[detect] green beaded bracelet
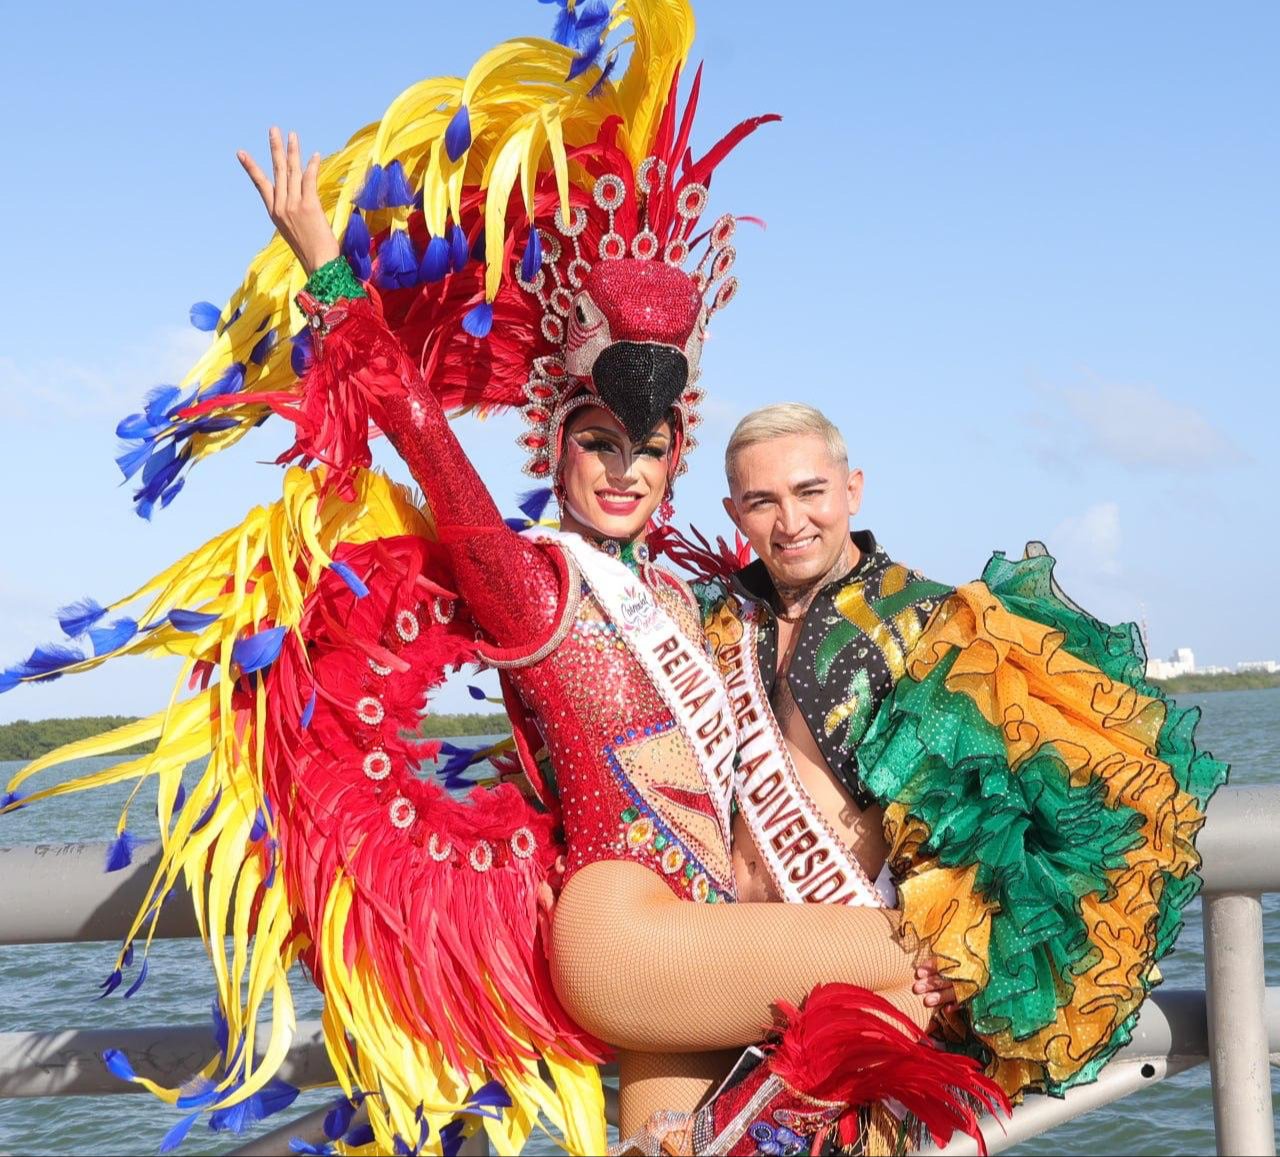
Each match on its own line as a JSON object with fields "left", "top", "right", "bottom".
{"left": 302, "top": 256, "right": 367, "bottom": 306}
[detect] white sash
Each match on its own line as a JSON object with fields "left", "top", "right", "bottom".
{"left": 710, "top": 597, "right": 889, "bottom": 908}
{"left": 535, "top": 530, "right": 737, "bottom": 850}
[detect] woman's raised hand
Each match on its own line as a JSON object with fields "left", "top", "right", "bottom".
{"left": 238, "top": 127, "right": 340, "bottom": 276}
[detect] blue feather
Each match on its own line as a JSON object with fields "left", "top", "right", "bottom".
{"left": 445, "top": 105, "right": 471, "bottom": 162}
{"left": 550, "top": 5, "right": 578, "bottom": 46}
{"left": 393, "top": 1135, "right": 413, "bottom": 1156}
{"left": 124, "top": 955, "right": 150, "bottom": 998}
{"left": 467, "top": 684, "right": 487, "bottom": 700}
{"left": 249, "top": 808, "right": 268, "bottom": 842}
{"left": 208, "top": 362, "right": 247, "bottom": 396}
{"left": 462, "top": 302, "right": 493, "bottom": 338}
{"left": 105, "top": 829, "right": 138, "bottom": 872}
{"left": 102, "top": 1048, "right": 136, "bottom": 1081}
{"left": 343, "top": 212, "right": 373, "bottom": 280}
{"left": 301, "top": 689, "right": 317, "bottom": 729}
{"left": 329, "top": 561, "right": 369, "bottom": 598}
{"left": 211, "top": 996, "right": 229, "bottom": 1056}
{"left": 58, "top": 598, "right": 107, "bottom": 637}
{"left": 209, "top": 1078, "right": 300, "bottom": 1133}
{"left": 143, "top": 385, "right": 183, "bottom": 424}
{"left": 567, "top": 0, "right": 610, "bottom": 55}
{"left": 264, "top": 839, "right": 278, "bottom": 889}
{"left": 290, "top": 1142, "right": 334, "bottom": 1156}
{"left": 116, "top": 411, "right": 157, "bottom": 440}
{"left": 374, "top": 230, "right": 419, "bottom": 291}
{"left": 173, "top": 782, "right": 187, "bottom": 811}
{"left": 520, "top": 227, "right": 543, "bottom": 282}
{"left": 291, "top": 335, "right": 314, "bottom": 377}
{"left": 323, "top": 1097, "right": 357, "bottom": 1140}
{"left": 448, "top": 224, "right": 469, "bottom": 273}
{"left": 122, "top": 943, "right": 135, "bottom": 967}
{"left": 343, "top": 212, "right": 371, "bottom": 261}
{"left": 158, "top": 1113, "right": 199, "bottom": 1154}
{"left": 419, "top": 235, "right": 450, "bottom": 283}
{"left": 439, "top": 1120, "right": 466, "bottom": 1157}
{"left": 345, "top": 1125, "right": 376, "bottom": 1148}
{"left": 382, "top": 160, "right": 414, "bottom": 207}
{"left": 191, "top": 788, "right": 222, "bottom": 834}
{"left": 174, "top": 1074, "right": 219, "bottom": 1110}
{"left": 518, "top": 486, "right": 554, "bottom": 521}
{"left": 0, "top": 790, "right": 25, "bottom": 811}
{"left": 98, "top": 970, "right": 123, "bottom": 998}
{"left": 189, "top": 302, "right": 221, "bottom": 331}
{"left": 250, "top": 328, "right": 278, "bottom": 366}
{"left": 16, "top": 643, "right": 84, "bottom": 682}
{"left": 89, "top": 618, "right": 138, "bottom": 657}
{"left": 168, "top": 609, "right": 219, "bottom": 632}
{"left": 588, "top": 49, "right": 620, "bottom": 98}
{"left": 232, "top": 626, "right": 287, "bottom": 673}
{"left": 355, "top": 163, "right": 385, "bottom": 211}
{"left": 140, "top": 439, "right": 177, "bottom": 486}
{"left": 467, "top": 1082, "right": 512, "bottom": 1111}
{"left": 158, "top": 477, "right": 185, "bottom": 509}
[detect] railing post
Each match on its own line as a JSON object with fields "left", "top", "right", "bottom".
{"left": 1203, "top": 891, "right": 1275, "bottom": 1156}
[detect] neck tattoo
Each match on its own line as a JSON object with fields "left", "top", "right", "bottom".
{"left": 773, "top": 543, "right": 859, "bottom": 623}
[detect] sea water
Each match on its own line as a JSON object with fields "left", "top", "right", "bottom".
{"left": 1, "top": 688, "right": 1277, "bottom": 1155}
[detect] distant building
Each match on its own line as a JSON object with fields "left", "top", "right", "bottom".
{"left": 1200, "top": 665, "right": 1232, "bottom": 676}
{"left": 1147, "top": 648, "right": 1195, "bottom": 680}
{"left": 1237, "top": 660, "right": 1279, "bottom": 674}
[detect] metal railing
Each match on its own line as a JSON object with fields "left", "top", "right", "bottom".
{"left": 1, "top": 785, "right": 1276, "bottom": 1156}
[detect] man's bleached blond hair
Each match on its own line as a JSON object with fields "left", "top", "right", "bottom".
{"left": 725, "top": 403, "right": 848, "bottom": 484}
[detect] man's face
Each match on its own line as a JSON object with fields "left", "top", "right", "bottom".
{"left": 724, "top": 434, "right": 863, "bottom": 588}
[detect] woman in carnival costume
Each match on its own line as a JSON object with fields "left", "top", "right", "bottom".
{"left": 0, "top": 1, "right": 1224, "bottom": 1154}
{"left": 0, "top": 3, "right": 1004, "bottom": 1154}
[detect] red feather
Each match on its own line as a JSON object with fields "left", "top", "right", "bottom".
{"left": 649, "top": 521, "right": 752, "bottom": 585}
{"left": 767, "top": 984, "right": 1010, "bottom": 1154}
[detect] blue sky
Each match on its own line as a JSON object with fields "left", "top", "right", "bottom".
{"left": 0, "top": 1, "right": 1276, "bottom": 722}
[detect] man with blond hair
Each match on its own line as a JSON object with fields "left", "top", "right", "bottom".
{"left": 704, "top": 403, "right": 951, "bottom": 926}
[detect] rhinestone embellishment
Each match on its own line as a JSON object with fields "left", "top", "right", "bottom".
{"left": 510, "top": 827, "right": 537, "bottom": 859}
{"left": 356, "top": 696, "right": 385, "bottom": 726}
{"left": 363, "top": 750, "right": 392, "bottom": 781}
{"left": 389, "top": 796, "right": 416, "bottom": 829}
{"left": 395, "top": 610, "right": 420, "bottom": 643}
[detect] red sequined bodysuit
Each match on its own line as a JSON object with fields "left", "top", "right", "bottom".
{"left": 358, "top": 299, "right": 737, "bottom": 903}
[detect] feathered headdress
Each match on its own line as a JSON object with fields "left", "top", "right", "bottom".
{"left": 119, "top": 0, "right": 777, "bottom": 515}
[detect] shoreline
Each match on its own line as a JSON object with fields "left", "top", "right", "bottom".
{"left": 1151, "top": 674, "right": 1280, "bottom": 695}
{"left": 0, "top": 713, "right": 511, "bottom": 762}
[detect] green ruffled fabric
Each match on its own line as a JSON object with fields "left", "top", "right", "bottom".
{"left": 860, "top": 549, "right": 1229, "bottom": 1096}
{"left": 981, "top": 550, "right": 1230, "bottom": 962}
{"left": 861, "top": 652, "right": 1144, "bottom": 1040}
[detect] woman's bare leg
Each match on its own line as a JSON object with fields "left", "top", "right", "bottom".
{"left": 550, "top": 861, "right": 931, "bottom": 1054}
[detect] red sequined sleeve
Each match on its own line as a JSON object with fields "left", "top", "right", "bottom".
{"left": 306, "top": 292, "right": 568, "bottom": 655}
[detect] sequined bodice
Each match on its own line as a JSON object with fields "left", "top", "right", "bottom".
{"left": 504, "top": 567, "right": 736, "bottom": 902}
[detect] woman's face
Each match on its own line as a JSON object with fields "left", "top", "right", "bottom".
{"left": 559, "top": 407, "right": 673, "bottom": 540}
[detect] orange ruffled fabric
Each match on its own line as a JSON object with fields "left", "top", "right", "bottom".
{"left": 875, "top": 579, "right": 1210, "bottom": 1096}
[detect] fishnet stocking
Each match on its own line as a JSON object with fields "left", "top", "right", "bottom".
{"left": 615, "top": 1048, "right": 738, "bottom": 1138}
{"left": 550, "top": 862, "right": 932, "bottom": 1054}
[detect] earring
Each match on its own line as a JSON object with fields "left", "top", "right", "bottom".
{"left": 657, "top": 486, "right": 675, "bottom": 525}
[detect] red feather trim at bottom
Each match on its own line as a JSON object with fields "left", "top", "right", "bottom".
{"left": 766, "top": 984, "right": 1010, "bottom": 1155}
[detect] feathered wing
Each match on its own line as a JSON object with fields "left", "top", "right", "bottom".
{"left": 2, "top": 467, "right": 606, "bottom": 1155}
